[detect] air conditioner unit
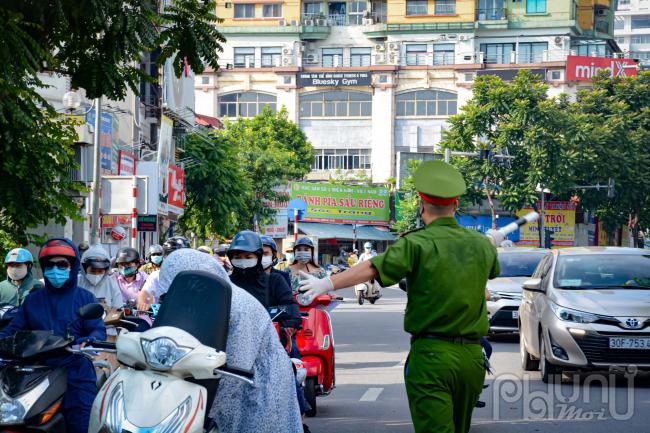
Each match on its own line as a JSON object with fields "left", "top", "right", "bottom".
{"left": 596, "top": 8, "right": 607, "bottom": 15}
{"left": 388, "top": 53, "right": 399, "bottom": 64}
{"left": 374, "top": 43, "right": 386, "bottom": 52}
{"left": 283, "top": 48, "right": 293, "bottom": 55}
{"left": 291, "top": 19, "right": 300, "bottom": 26}
{"left": 278, "top": 19, "right": 288, "bottom": 26}
{"left": 362, "top": 17, "right": 374, "bottom": 25}
{"left": 374, "top": 53, "right": 387, "bottom": 64}
{"left": 554, "top": 36, "right": 564, "bottom": 46}
{"left": 388, "top": 42, "right": 400, "bottom": 51}
{"left": 305, "top": 19, "right": 315, "bottom": 25}
{"left": 316, "top": 18, "right": 327, "bottom": 26}
{"left": 305, "top": 53, "right": 319, "bottom": 64}
{"left": 282, "top": 56, "right": 292, "bottom": 66}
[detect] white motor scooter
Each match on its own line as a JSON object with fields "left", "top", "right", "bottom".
{"left": 354, "top": 279, "right": 382, "bottom": 305}
{"left": 89, "top": 271, "right": 253, "bottom": 433}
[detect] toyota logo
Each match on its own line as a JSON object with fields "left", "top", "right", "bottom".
{"left": 623, "top": 318, "right": 642, "bottom": 329}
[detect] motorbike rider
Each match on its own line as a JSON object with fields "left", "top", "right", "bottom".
{"left": 139, "top": 244, "right": 164, "bottom": 275}
{"left": 77, "top": 241, "right": 90, "bottom": 257}
{"left": 0, "top": 238, "right": 106, "bottom": 433}
{"left": 158, "top": 249, "right": 303, "bottom": 433}
{"left": 275, "top": 242, "right": 294, "bottom": 272}
{"left": 227, "top": 231, "right": 301, "bottom": 333}
{"left": 112, "top": 247, "right": 148, "bottom": 304}
{"left": 198, "top": 245, "right": 214, "bottom": 255}
{"left": 214, "top": 243, "right": 233, "bottom": 273}
{"left": 288, "top": 238, "right": 327, "bottom": 295}
{"left": 261, "top": 235, "right": 291, "bottom": 287}
{"left": 78, "top": 244, "right": 123, "bottom": 308}
{"left": 0, "top": 248, "right": 43, "bottom": 306}
{"left": 298, "top": 160, "right": 500, "bottom": 433}
{"left": 359, "top": 242, "right": 377, "bottom": 262}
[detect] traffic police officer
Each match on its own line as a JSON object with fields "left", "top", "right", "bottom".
{"left": 299, "top": 160, "right": 500, "bottom": 433}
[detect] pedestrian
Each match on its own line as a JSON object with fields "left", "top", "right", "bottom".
{"left": 78, "top": 244, "right": 123, "bottom": 308}
{"left": 299, "top": 160, "right": 500, "bottom": 433}
{"left": 0, "top": 238, "right": 106, "bottom": 433}
{"left": 139, "top": 244, "right": 164, "bottom": 275}
{"left": 288, "top": 238, "right": 328, "bottom": 295}
{"left": 0, "top": 248, "right": 43, "bottom": 306}
{"left": 158, "top": 249, "right": 303, "bottom": 433}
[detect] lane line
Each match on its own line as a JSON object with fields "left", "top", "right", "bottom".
{"left": 359, "top": 387, "right": 384, "bottom": 402}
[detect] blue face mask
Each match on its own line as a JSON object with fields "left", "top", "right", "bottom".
{"left": 151, "top": 256, "right": 163, "bottom": 266}
{"left": 44, "top": 267, "right": 70, "bottom": 289}
{"left": 120, "top": 266, "right": 138, "bottom": 278}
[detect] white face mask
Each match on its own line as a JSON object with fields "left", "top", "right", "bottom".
{"left": 231, "top": 258, "right": 259, "bottom": 269}
{"left": 86, "top": 273, "right": 104, "bottom": 286}
{"left": 7, "top": 265, "right": 27, "bottom": 282}
{"left": 295, "top": 251, "right": 312, "bottom": 264}
{"left": 261, "top": 256, "right": 274, "bottom": 269}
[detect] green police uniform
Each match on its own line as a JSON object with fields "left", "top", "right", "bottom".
{"left": 370, "top": 160, "right": 500, "bottom": 433}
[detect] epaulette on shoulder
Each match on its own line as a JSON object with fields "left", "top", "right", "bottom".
{"left": 399, "top": 226, "right": 425, "bottom": 238}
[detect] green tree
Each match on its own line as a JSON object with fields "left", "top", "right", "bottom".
{"left": 178, "top": 132, "right": 251, "bottom": 240}
{"left": 392, "top": 160, "right": 421, "bottom": 234}
{"left": 0, "top": 1, "right": 225, "bottom": 249}
{"left": 221, "top": 107, "right": 315, "bottom": 227}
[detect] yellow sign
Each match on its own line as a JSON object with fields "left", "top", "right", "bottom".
{"left": 516, "top": 201, "right": 576, "bottom": 247}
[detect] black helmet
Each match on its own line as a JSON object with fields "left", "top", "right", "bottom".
{"left": 294, "top": 237, "right": 314, "bottom": 250}
{"left": 82, "top": 255, "right": 110, "bottom": 270}
{"left": 77, "top": 242, "right": 90, "bottom": 254}
{"left": 227, "top": 231, "right": 263, "bottom": 259}
{"left": 115, "top": 247, "right": 140, "bottom": 264}
{"left": 163, "top": 236, "right": 190, "bottom": 256}
{"left": 214, "top": 244, "right": 229, "bottom": 257}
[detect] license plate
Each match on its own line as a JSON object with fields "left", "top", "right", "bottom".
{"left": 512, "top": 311, "right": 519, "bottom": 319}
{"left": 608, "top": 337, "right": 650, "bottom": 350}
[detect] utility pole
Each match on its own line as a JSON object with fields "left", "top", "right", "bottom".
{"left": 90, "top": 97, "right": 102, "bottom": 244}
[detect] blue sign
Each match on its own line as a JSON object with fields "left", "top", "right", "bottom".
{"left": 86, "top": 111, "right": 114, "bottom": 173}
{"left": 287, "top": 198, "right": 308, "bottom": 221}
{"left": 456, "top": 215, "right": 520, "bottom": 242}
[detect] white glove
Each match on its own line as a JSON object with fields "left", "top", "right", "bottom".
{"left": 485, "top": 229, "right": 505, "bottom": 247}
{"left": 297, "top": 271, "right": 334, "bottom": 306}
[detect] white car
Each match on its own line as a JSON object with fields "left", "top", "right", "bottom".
{"left": 487, "top": 248, "right": 547, "bottom": 334}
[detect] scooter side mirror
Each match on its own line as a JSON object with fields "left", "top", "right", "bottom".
{"left": 78, "top": 303, "right": 105, "bottom": 321}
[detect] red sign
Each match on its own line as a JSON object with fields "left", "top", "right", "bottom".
{"left": 566, "top": 56, "right": 638, "bottom": 81}
{"left": 167, "top": 164, "right": 184, "bottom": 214}
{"left": 118, "top": 151, "right": 136, "bottom": 175}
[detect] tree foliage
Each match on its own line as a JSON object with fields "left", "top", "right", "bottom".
{"left": 0, "top": 1, "right": 225, "bottom": 249}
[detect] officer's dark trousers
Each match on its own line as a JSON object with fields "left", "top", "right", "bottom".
{"left": 404, "top": 339, "right": 485, "bottom": 433}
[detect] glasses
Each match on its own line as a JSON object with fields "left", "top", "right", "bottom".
{"left": 45, "top": 260, "right": 71, "bottom": 270}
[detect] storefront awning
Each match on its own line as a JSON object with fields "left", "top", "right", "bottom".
{"left": 298, "top": 222, "right": 395, "bottom": 242}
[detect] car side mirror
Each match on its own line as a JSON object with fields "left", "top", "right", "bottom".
{"left": 78, "top": 303, "right": 105, "bottom": 320}
{"left": 522, "top": 278, "right": 543, "bottom": 292}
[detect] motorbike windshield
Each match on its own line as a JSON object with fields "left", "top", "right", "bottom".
{"left": 0, "top": 330, "right": 70, "bottom": 360}
{"left": 153, "top": 270, "right": 232, "bottom": 352}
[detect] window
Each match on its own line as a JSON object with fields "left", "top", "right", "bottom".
{"left": 526, "top": 0, "right": 546, "bottom": 13}
{"left": 432, "top": 44, "right": 455, "bottom": 65}
{"left": 615, "top": 37, "right": 625, "bottom": 45}
{"left": 349, "top": 1, "right": 368, "bottom": 24}
{"left": 631, "top": 35, "right": 650, "bottom": 45}
{"left": 322, "top": 48, "right": 343, "bottom": 67}
{"left": 234, "top": 3, "right": 255, "bottom": 18}
{"left": 201, "top": 76, "right": 210, "bottom": 85}
{"left": 406, "top": 0, "right": 428, "bottom": 16}
{"left": 477, "top": 0, "right": 505, "bottom": 19}
{"left": 304, "top": 2, "right": 321, "bottom": 18}
{"left": 350, "top": 48, "right": 372, "bottom": 66}
{"left": 406, "top": 44, "right": 428, "bottom": 66}
{"left": 614, "top": 17, "right": 625, "bottom": 30}
{"left": 312, "top": 149, "right": 372, "bottom": 170}
{"left": 261, "top": 47, "right": 282, "bottom": 67}
{"left": 550, "top": 70, "right": 562, "bottom": 80}
{"left": 262, "top": 3, "right": 282, "bottom": 17}
{"left": 234, "top": 47, "right": 255, "bottom": 68}
{"left": 435, "top": 0, "right": 456, "bottom": 15}
{"left": 480, "top": 43, "right": 515, "bottom": 64}
{"left": 518, "top": 42, "right": 547, "bottom": 63}
{"left": 616, "top": 0, "right": 630, "bottom": 9}
{"left": 300, "top": 91, "right": 372, "bottom": 118}
{"left": 632, "top": 15, "right": 650, "bottom": 29}
{"left": 571, "top": 42, "right": 609, "bottom": 57}
{"left": 219, "top": 92, "right": 277, "bottom": 118}
{"left": 395, "top": 89, "right": 458, "bottom": 117}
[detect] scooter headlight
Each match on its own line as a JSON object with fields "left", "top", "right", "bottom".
{"left": 0, "top": 400, "right": 25, "bottom": 424}
{"left": 141, "top": 337, "right": 192, "bottom": 371}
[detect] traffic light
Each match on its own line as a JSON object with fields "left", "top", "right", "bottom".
{"left": 607, "top": 178, "right": 616, "bottom": 199}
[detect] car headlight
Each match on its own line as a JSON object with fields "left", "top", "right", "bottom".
{"left": 0, "top": 399, "right": 26, "bottom": 425}
{"left": 103, "top": 382, "right": 124, "bottom": 433}
{"left": 141, "top": 337, "right": 191, "bottom": 371}
{"left": 549, "top": 303, "right": 599, "bottom": 324}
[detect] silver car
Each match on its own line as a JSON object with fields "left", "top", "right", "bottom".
{"left": 519, "top": 247, "right": 650, "bottom": 383}
{"left": 486, "top": 248, "right": 547, "bottom": 334}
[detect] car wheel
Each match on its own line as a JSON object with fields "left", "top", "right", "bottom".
{"left": 305, "top": 377, "right": 318, "bottom": 417}
{"left": 520, "top": 335, "right": 539, "bottom": 371}
{"left": 540, "top": 332, "right": 561, "bottom": 383}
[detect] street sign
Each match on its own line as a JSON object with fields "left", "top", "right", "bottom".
{"left": 167, "top": 164, "right": 184, "bottom": 215}
{"left": 297, "top": 72, "right": 372, "bottom": 88}
{"left": 95, "top": 176, "right": 149, "bottom": 215}
{"left": 137, "top": 215, "right": 158, "bottom": 232}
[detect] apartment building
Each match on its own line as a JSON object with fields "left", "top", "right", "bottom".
{"left": 195, "top": 0, "right": 617, "bottom": 184}
{"left": 614, "top": 0, "right": 650, "bottom": 66}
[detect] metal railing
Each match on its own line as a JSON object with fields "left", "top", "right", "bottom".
{"left": 434, "top": 3, "right": 456, "bottom": 15}
{"left": 476, "top": 8, "right": 507, "bottom": 20}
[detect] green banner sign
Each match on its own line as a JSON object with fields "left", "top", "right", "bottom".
{"left": 291, "top": 182, "right": 390, "bottom": 225}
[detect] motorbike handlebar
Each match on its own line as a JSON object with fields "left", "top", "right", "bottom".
{"left": 214, "top": 365, "right": 255, "bottom": 386}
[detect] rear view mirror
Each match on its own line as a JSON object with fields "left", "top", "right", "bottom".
{"left": 522, "top": 278, "right": 543, "bottom": 292}
{"left": 78, "top": 303, "right": 105, "bottom": 320}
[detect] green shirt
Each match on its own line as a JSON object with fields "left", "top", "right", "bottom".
{"left": 371, "top": 217, "right": 499, "bottom": 339}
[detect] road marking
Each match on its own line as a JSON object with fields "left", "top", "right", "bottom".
{"left": 392, "top": 358, "right": 406, "bottom": 368}
{"left": 359, "top": 387, "right": 384, "bottom": 402}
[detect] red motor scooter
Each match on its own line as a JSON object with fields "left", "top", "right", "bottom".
{"left": 294, "top": 293, "right": 338, "bottom": 417}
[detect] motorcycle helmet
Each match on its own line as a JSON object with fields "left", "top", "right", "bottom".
{"left": 77, "top": 242, "right": 90, "bottom": 256}
{"left": 39, "top": 239, "right": 77, "bottom": 265}
{"left": 148, "top": 244, "right": 164, "bottom": 259}
{"left": 294, "top": 237, "right": 314, "bottom": 250}
{"left": 82, "top": 254, "right": 111, "bottom": 270}
{"left": 4, "top": 248, "right": 33, "bottom": 265}
{"left": 227, "top": 231, "right": 263, "bottom": 260}
{"left": 162, "top": 236, "right": 191, "bottom": 256}
{"left": 115, "top": 247, "right": 140, "bottom": 265}
{"left": 260, "top": 235, "right": 277, "bottom": 253}
{"left": 214, "top": 244, "right": 229, "bottom": 257}
{"left": 197, "top": 246, "right": 213, "bottom": 255}
{"left": 364, "top": 242, "right": 373, "bottom": 250}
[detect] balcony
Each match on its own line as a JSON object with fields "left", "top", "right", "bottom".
{"left": 476, "top": 8, "right": 508, "bottom": 28}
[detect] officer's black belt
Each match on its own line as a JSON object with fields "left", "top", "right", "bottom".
{"left": 411, "top": 333, "right": 481, "bottom": 345}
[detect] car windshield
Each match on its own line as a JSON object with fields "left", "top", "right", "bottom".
{"left": 554, "top": 254, "right": 650, "bottom": 289}
{"left": 498, "top": 252, "right": 546, "bottom": 277}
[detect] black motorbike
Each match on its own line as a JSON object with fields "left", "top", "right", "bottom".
{"left": 0, "top": 303, "right": 113, "bottom": 432}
